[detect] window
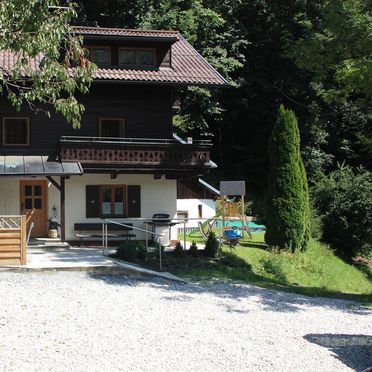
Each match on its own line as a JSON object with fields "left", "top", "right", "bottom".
{"left": 137, "top": 50, "right": 155, "bottom": 66}
{"left": 86, "top": 185, "right": 141, "bottom": 218}
{"left": 100, "top": 185, "right": 127, "bottom": 217}
{"left": 119, "top": 48, "right": 155, "bottom": 67}
{"left": 86, "top": 47, "right": 110, "bottom": 65}
{"left": 2, "top": 117, "right": 30, "bottom": 145}
{"left": 176, "top": 211, "right": 188, "bottom": 223}
{"left": 99, "top": 118, "right": 125, "bottom": 138}
{"left": 198, "top": 204, "right": 203, "bottom": 219}
{"left": 120, "top": 50, "right": 136, "bottom": 65}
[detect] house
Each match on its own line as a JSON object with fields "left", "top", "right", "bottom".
{"left": 177, "top": 177, "right": 220, "bottom": 232}
{"left": 0, "top": 26, "right": 227, "bottom": 243}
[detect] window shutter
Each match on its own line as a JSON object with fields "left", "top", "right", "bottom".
{"left": 86, "top": 185, "right": 100, "bottom": 218}
{"left": 127, "top": 185, "right": 141, "bottom": 217}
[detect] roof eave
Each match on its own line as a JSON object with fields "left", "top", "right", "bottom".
{"left": 92, "top": 79, "right": 229, "bottom": 87}
{"left": 80, "top": 34, "right": 178, "bottom": 44}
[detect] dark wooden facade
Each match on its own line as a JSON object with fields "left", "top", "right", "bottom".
{"left": 0, "top": 84, "right": 173, "bottom": 155}
{"left": 177, "top": 177, "right": 218, "bottom": 199}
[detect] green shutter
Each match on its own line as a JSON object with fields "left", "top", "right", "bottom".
{"left": 86, "top": 185, "right": 100, "bottom": 218}
{"left": 127, "top": 185, "right": 141, "bottom": 217}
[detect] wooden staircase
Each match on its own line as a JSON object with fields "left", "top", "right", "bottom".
{"left": 0, "top": 216, "right": 26, "bottom": 265}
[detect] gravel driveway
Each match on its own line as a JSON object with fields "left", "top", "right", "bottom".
{"left": 0, "top": 272, "right": 371, "bottom": 372}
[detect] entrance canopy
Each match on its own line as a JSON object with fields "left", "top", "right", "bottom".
{"left": 0, "top": 156, "right": 83, "bottom": 176}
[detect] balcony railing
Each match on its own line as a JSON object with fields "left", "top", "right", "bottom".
{"left": 59, "top": 136, "right": 213, "bottom": 173}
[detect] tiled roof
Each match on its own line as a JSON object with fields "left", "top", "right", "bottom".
{"left": 73, "top": 26, "right": 178, "bottom": 39}
{"left": 0, "top": 27, "right": 228, "bottom": 86}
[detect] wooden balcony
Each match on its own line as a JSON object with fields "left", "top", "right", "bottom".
{"left": 59, "top": 136, "right": 213, "bottom": 176}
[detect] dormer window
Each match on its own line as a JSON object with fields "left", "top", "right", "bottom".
{"left": 119, "top": 48, "right": 155, "bottom": 67}
{"left": 86, "top": 46, "right": 111, "bottom": 65}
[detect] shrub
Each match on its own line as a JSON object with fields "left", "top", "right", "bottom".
{"left": 257, "top": 256, "right": 286, "bottom": 282}
{"left": 117, "top": 241, "right": 138, "bottom": 262}
{"left": 205, "top": 232, "right": 219, "bottom": 258}
{"left": 264, "top": 104, "right": 310, "bottom": 252}
{"left": 146, "top": 242, "right": 165, "bottom": 262}
{"left": 174, "top": 241, "right": 184, "bottom": 257}
{"left": 312, "top": 164, "right": 372, "bottom": 258}
{"left": 189, "top": 241, "right": 199, "bottom": 257}
{"left": 137, "top": 243, "right": 147, "bottom": 260}
{"left": 309, "top": 202, "right": 323, "bottom": 241}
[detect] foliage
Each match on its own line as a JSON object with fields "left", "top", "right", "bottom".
{"left": 0, "top": 0, "right": 95, "bottom": 128}
{"left": 264, "top": 105, "right": 310, "bottom": 252}
{"left": 75, "top": 0, "right": 148, "bottom": 28}
{"left": 312, "top": 164, "right": 372, "bottom": 258}
{"left": 189, "top": 241, "right": 199, "bottom": 257}
{"left": 47, "top": 218, "right": 60, "bottom": 230}
{"left": 204, "top": 231, "right": 219, "bottom": 258}
{"left": 137, "top": 243, "right": 147, "bottom": 260}
{"left": 309, "top": 202, "right": 323, "bottom": 241}
{"left": 117, "top": 240, "right": 140, "bottom": 262}
{"left": 287, "top": 0, "right": 372, "bottom": 108}
{"left": 174, "top": 241, "right": 184, "bottom": 257}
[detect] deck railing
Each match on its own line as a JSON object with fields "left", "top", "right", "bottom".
{"left": 59, "top": 136, "right": 212, "bottom": 172}
{"left": 0, "top": 215, "right": 27, "bottom": 265}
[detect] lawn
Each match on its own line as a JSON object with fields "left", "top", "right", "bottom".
{"left": 170, "top": 230, "right": 372, "bottom": 302}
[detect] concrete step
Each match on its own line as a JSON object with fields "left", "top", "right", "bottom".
{"left": 28, "top": 238, "right": 71, "bottom": 250}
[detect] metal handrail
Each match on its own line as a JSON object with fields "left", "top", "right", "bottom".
{"left": 103, "top": 219, "right": 166, "bottom": 271}
{"left": 60, "top": 136, "right": 212, "bottom": 146}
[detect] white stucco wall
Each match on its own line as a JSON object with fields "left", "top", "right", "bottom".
{"left": 0, "top": 176, "right": 60, "bottom": 218}
{"left": 176, "top": 198, "right": 216, "bottom": 228}
{"left": 65, "top": 174, "right": 177, "bottom": 241}
{"left": 0, "top": 174, "right": 177, "bottom": 241}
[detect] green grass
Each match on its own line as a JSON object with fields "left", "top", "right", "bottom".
{"left": 173, "top": 230, "right": 372, "bottom": 302}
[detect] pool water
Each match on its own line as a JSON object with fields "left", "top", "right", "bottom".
{"left": 215, "top": 220, "right": 266, "bottom": 231}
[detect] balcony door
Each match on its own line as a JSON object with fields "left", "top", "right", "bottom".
{"left": 20, "top": 180, "right": 47, "bottom": 237}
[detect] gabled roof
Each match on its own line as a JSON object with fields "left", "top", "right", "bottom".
{"left": 0, "top": 26, "right": 228, "bottom": 87}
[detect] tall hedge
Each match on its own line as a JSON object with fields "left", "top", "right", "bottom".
{"left": 264, "top": 104, "right": 310, "bottom": 251}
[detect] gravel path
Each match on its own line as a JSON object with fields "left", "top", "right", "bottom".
{"left": 0, "top": 272, "right": 371, "bottom": 372}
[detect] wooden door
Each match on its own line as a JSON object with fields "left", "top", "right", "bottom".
{"left": 20, "top": 180, "right": 48, "bottom": 237}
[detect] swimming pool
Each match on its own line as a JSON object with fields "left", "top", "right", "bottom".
{"left": 215, "top": 220, "right": 266, "bottom": 231}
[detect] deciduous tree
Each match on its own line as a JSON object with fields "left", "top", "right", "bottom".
{"left": 0, "top": 0, "right": 95, "bottom": 128}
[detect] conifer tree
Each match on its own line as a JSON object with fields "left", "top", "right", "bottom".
{"left": 264, "top": 105, "right": 310, "bottom": 251}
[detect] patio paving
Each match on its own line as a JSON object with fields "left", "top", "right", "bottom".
{"left": 0, "top": 247, "right": 185, "bottom": 281}
{"left": 27, "top": 247, "right": 117, "bottom": 270}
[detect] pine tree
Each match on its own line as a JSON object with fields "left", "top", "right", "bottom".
{"left": 264, "top": 104, "right": 310, "bottom": 251}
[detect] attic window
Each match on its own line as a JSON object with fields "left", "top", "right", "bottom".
{"left": 86, "top": 47, "right": 110, "bottom": 65}
{"left": 119, "top": 48, "right": 155, "bottom": 67}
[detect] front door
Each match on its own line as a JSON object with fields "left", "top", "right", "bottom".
{"left": 20, "top": 180, "right": 47, "bottom": 237}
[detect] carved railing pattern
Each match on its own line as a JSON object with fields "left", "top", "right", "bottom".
{"left": 60, "top": 147, "right": 211, "bottom": 167}
{"left": 0, "top": 216, "right": 22, "bottom": 229}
